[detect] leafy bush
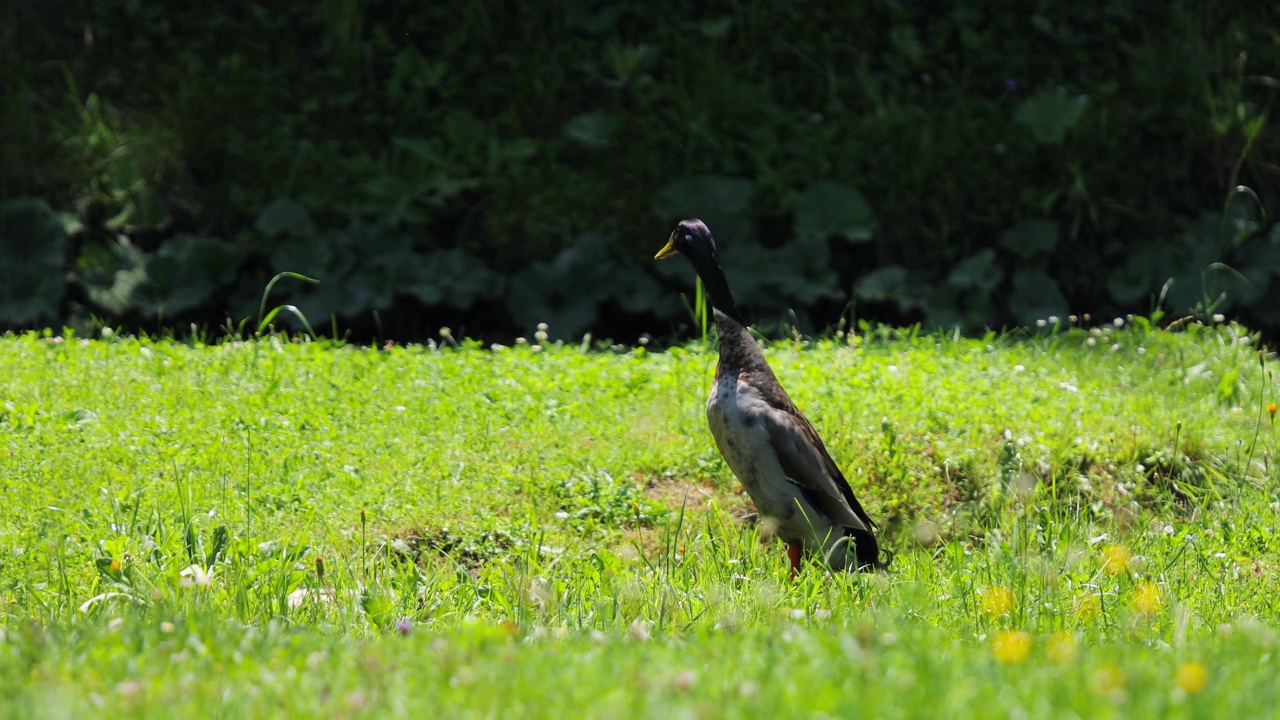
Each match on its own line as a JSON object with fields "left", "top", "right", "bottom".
{"left": 1, "top": 2, "right": 1277, "bottom": 338}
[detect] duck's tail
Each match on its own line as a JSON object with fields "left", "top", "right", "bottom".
{"left": 827, "top": 528, "right": 890, "bottom": 572}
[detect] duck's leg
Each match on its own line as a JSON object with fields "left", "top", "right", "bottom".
{"left": 787, "top": 542, "right": 803, "bottom": 580}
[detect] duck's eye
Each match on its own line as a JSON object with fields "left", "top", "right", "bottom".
{"left": 684, "top": 234, "right": 694, "bottom": 243}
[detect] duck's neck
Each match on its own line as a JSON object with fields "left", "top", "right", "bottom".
{"left": 693, "top": 257, "right": 746, "bottom": 327}
{"left": 713, "top": 310, "right": 767, "bottom": 376}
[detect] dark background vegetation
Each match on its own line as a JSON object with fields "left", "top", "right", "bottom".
{"left": 2, "top": 2, "right": 1278, "bottom": 342}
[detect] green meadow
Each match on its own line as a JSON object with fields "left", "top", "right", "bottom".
{"left": 1, "top": 319, "right": 1278, "bottom": 718}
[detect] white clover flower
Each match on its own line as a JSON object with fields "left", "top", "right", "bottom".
{"left": 674, "top": 670, "right": 697, "bottom": 690}
{"left": 180, "top": 565, "right": 214, "bottom": 587}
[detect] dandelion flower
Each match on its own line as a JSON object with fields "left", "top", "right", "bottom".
{"left": 1046, "top": 630, "right": 1078, "bottom": 662}
{"left": 991, "top": 629, "right": 1032, "bottom": 664}
{"left": 1102, "top": 544, "right": 1132, "bottom": 575}
{"left": 1075, "top": 592, "right": 1101, "bottom": 620}
{"left": 1091, "top": 665, "right": 1126, "bottom": 700}
{"left": 1133, "top": 582, "right": 1164, "bottom": 615}
{"left": 1269, "top": 402, "right": 1277, "bottom": 424}
{"left": 1174, "top": 661, "right": 1209, "bottom": 693}
{"left": 979, "top": 585, "right": 1016, "bottom": 618}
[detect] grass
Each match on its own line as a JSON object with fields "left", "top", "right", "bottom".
{"left": 1, "top": 318, "right": 1278, "bottom": 718}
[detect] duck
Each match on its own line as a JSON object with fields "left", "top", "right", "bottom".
{"left": 655, "top": 218, "right": 886, "bottom": 575}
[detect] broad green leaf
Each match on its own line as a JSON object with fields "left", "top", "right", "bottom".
{"left": 855, "top": 266, "right": 918, "bottom": 307}
{"left": 393, "top": 136, "right": 440, "bottom": 163}
{"left": 1009, "top": 267, "right": 1068, "bottom": 324}
{"left": 1014, "top": 90, "right": 1087, "bottom": 144}
{"left": 0, "top": 199, "right": 68, "bottom": 325}
{"left": 699, "top": 17, "right": 734, "bottom": 38}
{"left": 408, "top": 249, "right": 503, "bottom": 309}
{"left": 564, "top": 112, "right": 614, "bottom": 149}
{"left": 255, "top": 197, "right": 314, "bottom": 238}
{"left": 652, "top": 175, "right": 754, "bottom": 248}
{"left": 135, "top": 235, "right": 243, "bottom": 316}
{"left": 103, "top": 187, "right": 171, "bottom": 233}
{"left": 947, "top": 249, "right": 1002, "bottom": 291}
{"left": 509, "top": 233, "right": 659, "bottom": 338}
{"left": 76, "top": 238, "right": 149, "bottom": 316}
{"left": 792, "top": 181, "right": 876, "bottom": 245}
{"left": 999, "top": 220, "right": 1059, "bottom": 258}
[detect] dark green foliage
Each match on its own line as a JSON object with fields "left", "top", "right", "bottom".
{"left": 2, "top": 2, "right": 1277, "bottom": 337}
{"left": 0, "top": 200, "right": 71, "bottom": 325}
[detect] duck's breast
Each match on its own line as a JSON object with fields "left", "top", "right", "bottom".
{"left": 706, "top": 375, "right": 802, "bottom": 520}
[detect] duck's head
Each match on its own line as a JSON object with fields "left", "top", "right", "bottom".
{"left": 654, "top": 218, "right": 716, "bottom": 264}
{"left": 654, "top": 218, "right": 745, "bottom": 325}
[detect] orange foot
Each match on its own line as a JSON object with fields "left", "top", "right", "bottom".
{"left": 787, "top": 543, "right": 802, "bottom": 580}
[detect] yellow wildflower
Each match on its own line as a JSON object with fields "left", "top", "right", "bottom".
{"left": 979, "top": 585, "right": 1015, "bottom": 618}
{"left": 1075, "top": 592, "right": 1101, "bottom": 620}
{"left": 991, "top": 629, "right": 1032, "bottom": 664}
{"left": 1133, "top": 582, "right": 1163, "bottom": 615}
{"left": 1101, "top": 544, "right": 1131, "bottom": 575}
{"left": 1046, "top": 630, "right": 1078, "bottom": 662}
{"left": 1091, "top": 664, "right": 1126, "bottom": 700}
{"left": 1174, "top": 661, "right": 1208, "bottom": 693}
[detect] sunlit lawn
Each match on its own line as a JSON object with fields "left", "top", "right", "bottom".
{"left": 1, "top": 320, "right": 1278, "bottom": 718}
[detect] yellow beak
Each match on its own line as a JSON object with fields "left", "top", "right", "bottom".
{"left": 654, "top": 232, "right": 681, "bottom": 260}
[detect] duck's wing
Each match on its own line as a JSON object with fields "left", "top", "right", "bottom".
{"left": 751, "top": 375, "right": 878, "bottom": 535}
